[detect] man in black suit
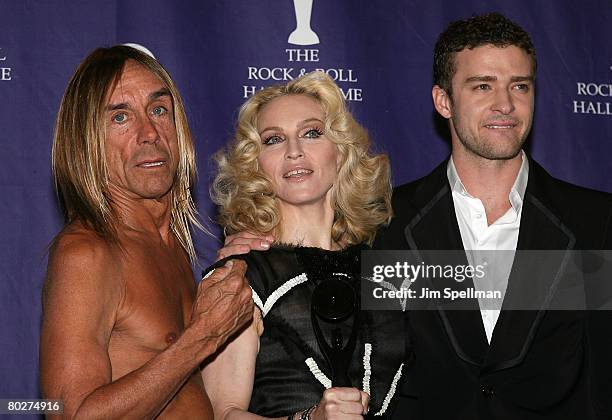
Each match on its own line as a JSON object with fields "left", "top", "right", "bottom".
{"left": 376, "top": 12, "right": 612, "bottom": 420}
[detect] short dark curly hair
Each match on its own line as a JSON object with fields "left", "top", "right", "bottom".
{"left": 433, "top": 12, "right": 536, "bottom": 97}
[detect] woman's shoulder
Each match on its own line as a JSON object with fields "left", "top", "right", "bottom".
{"left": 246, "top": 246, "right": 304, "bottom": 289}
{"left": 202, "top": 246, "right": 304, "bottom": 293}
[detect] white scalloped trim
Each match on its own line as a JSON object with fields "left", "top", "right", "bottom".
{"left": 362, "top": 343, "right": 372, "bottom": 395}
{"left": 251, "top": 288, "right": 265, "bottom": 313}
{"left": 374, "top": 363, "right": 404, "bottom": 416}
{"left": 305, "top": 357, "right": 332, "bottom": 389}
{"left": 363, "top": 276, "right": 410, "bottom": 312}
{"left": 332, "top": 272, "right": 350, "bottom": 278}
{"left": 253, "top": 273, "right": 308, "bottom": 317}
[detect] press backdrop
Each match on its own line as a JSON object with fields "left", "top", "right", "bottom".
{"left": 1, "top": 0, "right": 611, "bottom": 409}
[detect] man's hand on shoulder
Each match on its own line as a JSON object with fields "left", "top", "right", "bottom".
{"left": 184, "top": 260, "right": 254, "bottom": 359}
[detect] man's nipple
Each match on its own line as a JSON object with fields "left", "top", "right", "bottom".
{"left": 165, "top": 332, "right": 178, "bottom": 344}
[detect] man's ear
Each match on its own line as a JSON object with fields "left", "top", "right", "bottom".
{"left": 432, "top": 85, "right": 452, "bottom": 119}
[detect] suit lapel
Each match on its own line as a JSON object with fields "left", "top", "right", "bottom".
{"left": 483, "top": 161, "right": 577, "bottom": 373}
{"left": 403, "top": 160, "right": 578, "bottom": 371}
{"left": 403, "top": 162, "right": 489, "bottom": 366}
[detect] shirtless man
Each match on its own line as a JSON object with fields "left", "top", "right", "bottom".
{"left": 40, "top": 45, "right": 253, "bottom": 419}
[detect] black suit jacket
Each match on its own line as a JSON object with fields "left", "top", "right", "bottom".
{"left": 375, "top": 158, "right": 612, "bottom": 420}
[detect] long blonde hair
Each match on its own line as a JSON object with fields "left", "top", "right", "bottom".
{"left": 52, "top": 45, "right": 201, "bottom": 260}
{"left": 212, "top": 71, "right": 392, "bottom": 246}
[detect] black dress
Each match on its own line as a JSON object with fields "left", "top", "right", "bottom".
{"left": 205, "top": 245, "right": 405, "bottom": 418}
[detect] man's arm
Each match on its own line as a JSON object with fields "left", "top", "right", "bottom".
{"left": 587, "top": 199, "right": 612, "bottom": 418}
{"left": 40, "top": 233, "right": 253, "bottom": 419}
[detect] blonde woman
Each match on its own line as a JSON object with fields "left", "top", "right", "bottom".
{"left": 202, "top": 72, "right": 404, "bottom": 419}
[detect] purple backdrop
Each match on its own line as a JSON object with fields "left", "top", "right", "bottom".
{"left": 1, "top": 0, "right": 611, "bottom": 412}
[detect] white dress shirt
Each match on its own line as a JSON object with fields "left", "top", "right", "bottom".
{"left": 447, "top": 151, "right": 529, "bottom": 343}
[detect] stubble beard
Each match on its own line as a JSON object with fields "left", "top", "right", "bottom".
{"left": 451, "top": 115, "right": 530, "bottom": 161}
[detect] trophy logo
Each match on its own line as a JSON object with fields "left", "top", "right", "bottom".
{"left": 288, "top": 0, "right": 320, "bottom": 46}
{"left": 122, "top": 43, "right": 156, "bottom": 59}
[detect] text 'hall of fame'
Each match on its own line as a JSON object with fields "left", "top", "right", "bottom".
{"left": 243, "top": 0, "right": 363, "bottom": 102}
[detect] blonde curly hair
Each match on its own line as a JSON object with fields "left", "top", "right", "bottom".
{"left": 211, "top": 71, "right": 392, "bottom": 246}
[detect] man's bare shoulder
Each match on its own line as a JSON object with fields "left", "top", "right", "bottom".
{"left": 45, "top": 222, "right": 122, "bottom": 305}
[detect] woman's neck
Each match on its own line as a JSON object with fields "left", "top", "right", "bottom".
{"left": 277, "top": 200, "right": 337, "bottom": 250}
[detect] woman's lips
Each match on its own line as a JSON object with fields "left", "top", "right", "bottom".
{"left": 283, "top": 168, "right": 313, "bottom": 178}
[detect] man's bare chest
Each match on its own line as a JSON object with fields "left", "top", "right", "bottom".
{"left": 109, "top": 244, "right": 196, "bottom": 357}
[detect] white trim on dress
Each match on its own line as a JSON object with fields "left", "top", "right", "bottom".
{"left": 362, "top": 343, "right": 372, "bottom": 395}
{"left": 305, "top": 357, "right": 332, "bottom": 389}
{"left": 374, "top": 363, "right": 404, "bottom": 416}
{"left": 252, "top": 273, "right": 308, "bottom": 317}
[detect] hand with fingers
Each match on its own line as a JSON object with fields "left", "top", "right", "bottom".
{"left": 187, "top": 259, "right": 254, "bottom": 359}
{"left": 307, "top": 387, "right": 369, "bottom": 420}
{"left": 216, "top": 231, "right": 275, "bottom": 261}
